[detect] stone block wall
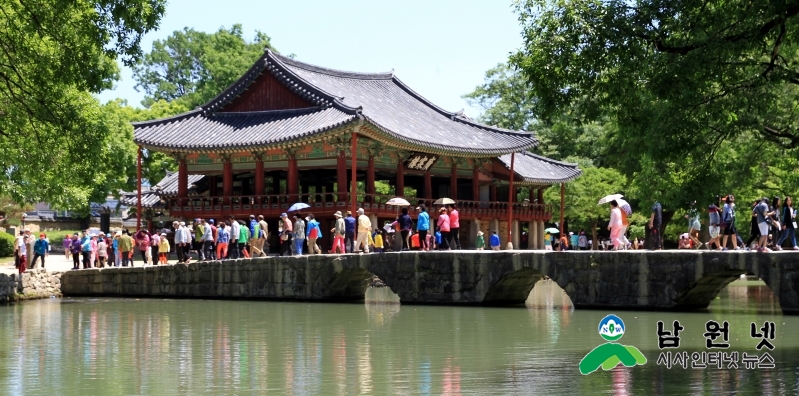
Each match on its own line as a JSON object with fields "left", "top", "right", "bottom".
{"left": 0, "top": 269, "right": 63, "bottom": 302}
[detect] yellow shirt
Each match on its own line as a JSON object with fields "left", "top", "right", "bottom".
{"left": 158, "top": 238, "right": 170, "bottom": 253}
{"left": 367, "top": 232, "right": 375, "bottom": 246}
{"left": 374, "top": 234, "right": 383, "bottom": 248}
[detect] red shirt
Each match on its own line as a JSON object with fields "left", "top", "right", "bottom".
{"left": 449, "top": 209, "right": 460, "bottom": 228}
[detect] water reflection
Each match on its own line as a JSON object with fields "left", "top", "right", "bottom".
{"left": 0, "top": 279, "right": 796, "bottom": 394}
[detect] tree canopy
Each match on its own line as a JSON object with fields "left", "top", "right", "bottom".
{"left": 132, "top": 24, "right": 276, "bottom": 108}
{"left": 511, "top": 0, "right": 799, "bottom": 148}
{"left": 0, "top": 0, "right": 164, "bottom": 211}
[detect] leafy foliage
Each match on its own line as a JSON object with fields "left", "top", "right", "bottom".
{"left": 0, "top": 232, "right": 15, "bottom": 257}
{"left": 0, "top": 0, "right": 165, "bottom": 211}
{"left": 132, "top": 24, "right": 276, "bottom": 108}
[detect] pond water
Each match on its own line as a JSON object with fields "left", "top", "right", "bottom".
{"left": 0, "top": 279, "right": 795, "bottom": 395}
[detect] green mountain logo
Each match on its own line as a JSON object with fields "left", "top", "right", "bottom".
{"left": 579, "top": 314, "right": 647, "bottom": 375}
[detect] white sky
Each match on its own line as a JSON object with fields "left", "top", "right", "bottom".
{"left": 95, "top": 0, "right": 523, "bottom": 118}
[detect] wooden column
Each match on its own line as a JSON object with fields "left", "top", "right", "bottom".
{"left": 507, "top": 153, "right": 515, "bottom": 246}
{"left": 396, "top": 161, "right": 405, "bottom": 196}
{"left": 223, "top": 155, "right": 233, "bottom": 197}
{"left": 136, "top": 147, "right": 142, "bottom": 231}
{"left": 490, "top": 183, "right": 497, "bottom": 202}
{"left": 350, "top": 134, "right": 358, "bottom": 214}
{"left": 472, "top": 166, "right": 480, "bottom": 201}
{"left": 177, "top": 156, "right": 188, "bottom": 198}
{"left": 537, "top": 188, "right": 544, "bottom": 204}
{"left": 424, "top": 170, "right": 432, "bottom": 203}
{"left": 559, "top": 183, "right": 565, "bottom": 235}
{"left": 450, "top": 161, "right": 458, "bottom": 200}
{"left": 254, "top": 153, "right": 264, "bottom": 196}
{"left": 395, "top": 150, "right": 409, "bottom": 197}
{"left": 366, "top": 155, "right": 375, "bottom": 203}
{"left": 287, "top": 149, "right": 298, "bottom": 202}
{"left": 337, "top": 150, "right": 347, "bottom": 201}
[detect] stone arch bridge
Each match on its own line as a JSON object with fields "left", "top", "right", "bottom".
{"left": 61, "top": 251, "right": 799, "bottom": 314}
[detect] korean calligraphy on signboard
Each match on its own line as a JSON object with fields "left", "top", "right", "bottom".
{"left": 405, "top": 154, "right": 438, "bottom": 171}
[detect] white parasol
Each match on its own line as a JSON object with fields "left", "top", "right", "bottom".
{"left": 597, "top": 194, "right": 624, "bottom": 205}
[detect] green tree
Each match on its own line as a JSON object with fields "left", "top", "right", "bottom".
{"left": 133, "top": 24, "right": 276, "bottom": 108}
{"left": 0, "top": 0, "right": 164, "bottom": 210}
{"left": 510, "top": 0, "right": 799, "bottom": 235}
{"left": 511, "top": 0, "right": 799, "bottom": 145}
{"left": 463, "top": 63, "right": 611, "bottom": 166}
{"left": 545, "top": 167, "right": 627, "bottom": 249}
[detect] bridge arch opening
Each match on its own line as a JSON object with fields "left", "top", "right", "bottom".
{"left": 526, "top": 279, "right": 574, "bottom": 310}
{"left": 706, "top": 275, "right": 781, "bottom": 314}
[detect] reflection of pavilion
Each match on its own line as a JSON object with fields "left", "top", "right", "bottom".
{"left": 131, "top": 50, "right": 581, "bottom": 251}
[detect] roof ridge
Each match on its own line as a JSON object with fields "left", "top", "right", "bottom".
{"left": 390, "top": 75, "right": 536, "bottom": 138}
{"left": 519, "top": 151, "right": 580, "bottom": 167}
{"left": 131, "top": 108, "right": 203, "bottom": 127}
{"left": 271, "top": 51, "right": 394, "bottom": 80}
{"left": 212, "top": 106, "right": 326, "bottom": 117}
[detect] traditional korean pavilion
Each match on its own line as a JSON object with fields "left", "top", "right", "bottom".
{"left": 131, "top": 50, "right": 581, "bottom": 251}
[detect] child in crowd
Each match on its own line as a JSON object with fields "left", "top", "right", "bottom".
{"left": 158, "top": 233, "right": 170, "bottom": 264}
{"left": 475, "top": 231, "right": 485, "bottom": 250}
{"left": 490, "top": 230, "right": 500, "bottom": 251}
{"left": 374, "top": 230, "right": 384, "bottom": 253}
{"left": 544, "top": 232, "right": 552, "bottom": 251}
{"left": 63, "top": 234, "right": 72, "bottom": 261}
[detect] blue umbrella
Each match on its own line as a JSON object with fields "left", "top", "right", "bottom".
{"left": 288, "top": 202, "right": 311, "bottom": 212}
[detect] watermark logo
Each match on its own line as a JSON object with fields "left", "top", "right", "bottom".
{"left": 579, "top": 314, "right": 647, "bottom": 375}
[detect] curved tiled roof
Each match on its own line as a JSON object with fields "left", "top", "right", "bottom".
{"left": 269, "top": 53, "right": 537, "bottom": 156}
{"left": 134, "top": 107, "right": 355, "bottom": 152}
{"left": 498, "top": 152, "right": 582, "bottom": 185}
{"left": 133, "top": 50, "right": 537, "bottom": 156}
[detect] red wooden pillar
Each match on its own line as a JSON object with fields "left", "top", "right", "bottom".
{"left": 254, "top": 154, "right": 264, "bottom": 196}
{"left": 136, "top": 146, "right": 142, "bottom": 231}
{"left": 366, "top": 155, "right": 375, "bottom": 203}
{"left": 424, "top": 170, "right": 432, "bottom": 204}
{"left": 350, "top": 134, "right": 358, "bottom": 214}
{"left": 507, "top": 153, "right": 515, "bottom": 244}
{"left": 223, "top": 155, "right": 233, "bottom": 197}
{"left": 287, "top": 150, "right": 298, "bottom": 202}
{"left": 337, "top": 150, "right": 347, "bottom": 201}
{"left": 178, "top": 157, "right": 188, "bottom": 199}
{"left": 472, "top": 166, "right": 480, "bottom": 201}
{"left": 396, "top": 160, "right": 405, "bottom": 197}
{"left": 450, "top": 161, "right": 458, "bottom": 200}
{"left": 559, "top": 183, "right": 565, "bottom": 235}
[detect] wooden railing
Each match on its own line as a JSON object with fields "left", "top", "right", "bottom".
{"left": 167, "top": 194, "right": 553, "bottom": 221}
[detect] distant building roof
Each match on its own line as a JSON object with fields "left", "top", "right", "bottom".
{"left": 120, "top": 171, "right": 205, "bottom": 209}
{"left": 498, "top": 152, "right": 582, "bottom": 185}
{"left": 133, "top": 50, "right": 537, "bottom": 157}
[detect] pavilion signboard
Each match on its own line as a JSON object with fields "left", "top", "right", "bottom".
{"left": 405, "top": 154, "right": 438, "bottom": 171}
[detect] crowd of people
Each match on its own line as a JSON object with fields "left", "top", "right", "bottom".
{"left": 676, "top": 195, "right": 798, "bottom": 252}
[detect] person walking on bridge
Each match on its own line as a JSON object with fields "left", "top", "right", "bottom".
{"left": 608, "top": 200, "right": 624, "bottom": 250}
{"left": 293, "top": 214, "right": 305, "bottom": 256}
{"left": 355, "top": 208, "right": 371, "bottom": 254}
{"left": 305, "top": 214, "right": 322, "bottom": 255}
{"left": 437, "top": 207, "right": 451, "bottom": 250}
{"left": 344, "top": 211, "right": 356, "bottom": 253}
{"left": 279, "top": 213, "right": 293, "bottom": 256}
{"left": 330, "top": 211, "right": 346, "bottom": 254}
{"left": 416, "top": 205, "right": 430, "bottom": 251}
{"left": 447, "top": 204, "right": 461, "bottom": 249}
